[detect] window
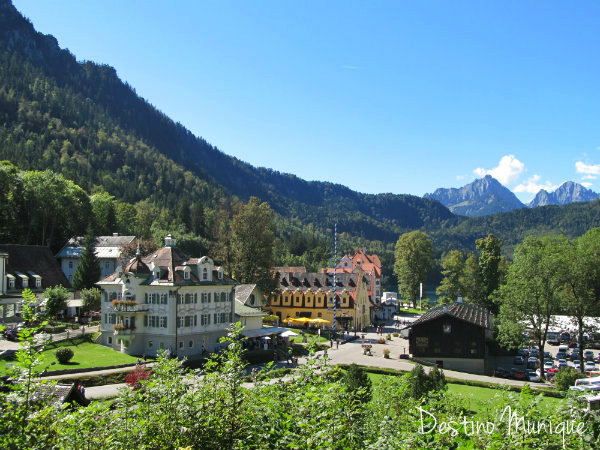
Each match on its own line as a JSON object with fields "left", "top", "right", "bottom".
{"left": 202, "top": 268, "right": 208, "bottom": 280}
{"left": 160, "top": 293, "right": 168, "bottom": 304}
{"left": 185, "top": 293, "right": 192, "bottom": 304}
{"left": 200, "top": 314, "right": 210, "bottom": 326}
{"left": 250, "top": 294, "right": 255, "bottom": 306}
{"left": 160, "top": 316, "right": 167, "bottom": 328}
{"left": 221, "top": 292, "right": 227, "bottom": 303}
{"left": 68, "top": 261, "right": 73, "bottom": 269}
{"left": 148, "top": 340, "right": 153, "bottom": 348}
{"left": 184, "top": 270, "right": 190, "bottom": 280}
{"left": 108, "top": 337, "right": 112, "bottom": 344}
{"left": 179, "top": 341, "right": 184, "bottom": 349}
{"left": 105, "top": 261, "right": 110, "bottom": 269}
{"left": 35, "top": 278, "right": 41, "bottom": 288}
{"left": 188, "top": 340, "right": 193, "bottom": 348}
{"left": 8, "top": 278, "right": 15, "bottom": 289}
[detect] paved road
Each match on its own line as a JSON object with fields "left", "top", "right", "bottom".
{"left": 0, "top": 325, "right": 100, "bottom": 352}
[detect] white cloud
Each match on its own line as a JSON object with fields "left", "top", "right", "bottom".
{"left": 582, "top": 182, "right": 593, "bottom": 188}
{"left": 473, "top": 154, "right": 525, "bottom": 186}
{"left": 576, "top": 161, "right": 600, "bottom": 175}
{"left": 582, "top": 174, "right": 597, "bottom": 180}
{"left": 514, "top": 175, "right": 558, "bottom": 194}
{"left": 456, "top": 175, "right": 465, "bottom": 181}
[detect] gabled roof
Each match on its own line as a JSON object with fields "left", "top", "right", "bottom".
{"left": 409, "top": 302, "right": 493, "bottom": 329}
{"left": 272, "top": 266, "right": 307, "bottom": 274}
{"left": 0, "top": 244, "right": 71, "bottom": 290}
{"left": 56, "top": 235, "right": 135, "bottom": 259}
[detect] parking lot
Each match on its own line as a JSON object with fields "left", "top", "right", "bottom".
{"left": 493, "top": 339, "right": 600, "bottom": 382}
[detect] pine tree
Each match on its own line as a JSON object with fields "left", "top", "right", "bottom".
{"left": 72, "top": 228, "right": 101, "bottom": 290}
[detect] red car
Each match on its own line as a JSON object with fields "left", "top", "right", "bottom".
{"left": 510, "top": 368, "right": 527, "bottom": 380}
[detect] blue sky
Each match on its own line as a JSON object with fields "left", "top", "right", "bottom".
{"left": 13, "top": 1, "right": 600, "bottom": 203}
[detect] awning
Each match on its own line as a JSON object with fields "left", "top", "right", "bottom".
{"left": 242, "top": 327, "right": 288, "bottom": 338}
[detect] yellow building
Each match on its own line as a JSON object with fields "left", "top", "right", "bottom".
{"left": 266, "top": 270, "right": 371, "bottom": 331}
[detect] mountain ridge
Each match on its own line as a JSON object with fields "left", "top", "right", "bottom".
{"left": 424, "top": 175, "right": 525, "bottom": 217}
{"left": 528, "top": 181, "right": 599, "bottom": 207}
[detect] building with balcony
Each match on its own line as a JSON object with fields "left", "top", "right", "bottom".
{"left": 97, "top": 234, "right": 237, "bottom": 357}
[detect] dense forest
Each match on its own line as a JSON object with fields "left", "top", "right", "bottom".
{"left": 2, "top": 0, "right": 600, "bottom": 286}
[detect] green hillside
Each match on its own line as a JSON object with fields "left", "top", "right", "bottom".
{"left": 2, "top": 0, "right": 600, "bottom": 277}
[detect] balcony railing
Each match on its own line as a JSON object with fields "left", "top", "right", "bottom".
{"left": 112, "top": 300, "right": 150, "bottom": 313}
{"left": 114, "top": 325, "right": 136, "bottom": 335}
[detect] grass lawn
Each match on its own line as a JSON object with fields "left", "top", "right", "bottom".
{"left": 395, "top": 307, "right": 428, "bottom": 315}
{"left": 287, "top": 328, "right": 330, "bottom": 344}
{"left": 1, "top": 338, "right": 141, "bottom": 375}
{"left": 368, "top": 372, "right": 563, "bottom": 413}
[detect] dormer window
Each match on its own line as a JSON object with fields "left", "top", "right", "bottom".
{"left": 35, "top": 278, "right": 41, "bottom": 288}
{"left": 202, "top": 268, "right": 208, "bottom": 280}
{"left": 184, "top": 270, "right": 190, "bottom": 280}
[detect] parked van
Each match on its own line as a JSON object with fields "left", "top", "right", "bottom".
{"left": 570, "top": 376, "right": 600, "bottom": 392}
{"left": 547, "top": 331, "right": 561, "bottom": 346}
{"left": 558, "top": 345, "right": 569, "bottom": 354}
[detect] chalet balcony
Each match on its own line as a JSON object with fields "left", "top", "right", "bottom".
{"left": 111, "top": 300, "right": 150, "bottom": 314}
{"left": 114, "top": 324, "right": 136, "bottom": 335}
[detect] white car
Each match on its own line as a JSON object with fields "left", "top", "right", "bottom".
{"left": 558, "top": 359, "right": 568, "bottom": 368}
{"left": 526, "top": 370, "right": 541, "bottom": 382}
{"left": 585, "top": 361, "right": 596, "bottom": 372}
{"left": 543, "top": 360, "right": 554, "bottom": 371}
{"left": 574, "top": 360, "right": 582, "bottom": 370}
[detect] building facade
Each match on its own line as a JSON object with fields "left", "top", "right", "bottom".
{"left": 56, "top": 234, "right": 136, "bottom": 284}
{"left": 407, "top": 301, "right": 494, "bottom": 375}
{"left": 97, "top": 235, "right": 237, "bottom": 357}
{"left": 266, "top": 270, "right": 371, "bottom": 331}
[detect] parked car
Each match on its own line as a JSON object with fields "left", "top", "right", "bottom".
{"left": 573, "top": 360, "right": 582, "bottom": 370}
{"left": 510, "top": 368, "right": 527, "bottom": 380}
{"left": 546, "top": 368, "right": 559, "bottom": 380}
{"left": 526, "top": 370, "right": 541, "bottom": 382}
{"left": 518, "top": 348, "right": 529, "bottom": 357}
{"left": 571, "top": 352, "right": 580, "bottom": 362}
{"left": 558, "top": 359, "right": 568, "bottom": 368}
{"left": 556, "top": 351, "right": 567, "bottom": 360}
{"left": 513, "top": 355, "right": 524, "bottom": 365}
{"left": 527, "top": 357, "right": 538, "bottom": 368}
{"left": 585, "top": 361, "right": 596, "bottom": 372}
{"left": 560, "top": 332, "right": 571, "bottom": 343}
{"left": 584, "top": 350, "right": 595, "bottom": 361}
{"left": 494, "top": 367, "right": 510, "bottom": 378}
{"left": 530, "top": 348, "right": 539, "bottom": 357}
{"left": 544, "top": 360, "right": 555, "bottom": 371}
{"left": 3, "top": 328, "right": 18, "bottom": 341}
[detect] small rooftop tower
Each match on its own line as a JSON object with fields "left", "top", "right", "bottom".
{"left": 164, "top": 233, "right": 176, "bottom": 248}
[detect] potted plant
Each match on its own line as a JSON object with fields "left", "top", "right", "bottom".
{"left": 383, "top": 348, "right": 390, "bottom": 359}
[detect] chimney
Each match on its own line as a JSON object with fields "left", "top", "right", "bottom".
{"left": 164, "top": 233, "right": 176, "bottom": 248}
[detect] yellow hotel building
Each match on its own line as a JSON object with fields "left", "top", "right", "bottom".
{"left": 267, "top": 270, "right": 372, "bottom": 331}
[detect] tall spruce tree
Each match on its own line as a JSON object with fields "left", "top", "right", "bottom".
{"left": 72, "top": 228, "right": 101, "bottom": 290}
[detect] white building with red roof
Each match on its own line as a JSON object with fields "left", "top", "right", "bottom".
{"left": 97, "top": 234, "right": 238, "bottom": 357}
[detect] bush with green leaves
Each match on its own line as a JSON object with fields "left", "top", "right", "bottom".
{"left": 55, "top": 347, "right": 74, "bottom": 364}
{"left": 343, "top": 363, "right": 372, "bottom": 403}
{"left": 554, "top": 366, "right": 585, "bottom": 391}
{"left": 405, "top": 364, "right": 447, "bottom": 399}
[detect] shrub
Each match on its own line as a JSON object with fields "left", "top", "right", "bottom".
{"left": 405, "top": 364, "right": 447, "bottom": 399}
{"left": 55, "top": 347, "right": 74, "bottom": 364}
{"left": 377, "top": 338, "right": 386, "bottom": 344}
{"left": 392, "top": 332, "right": 399, "bottom": 337}
{"left": 342, "top": 363, "right": 372, "bottom": 402}
{"left": 125, "top": 366, "right": 152, "bottom": 390}
{"left": 554, "top": 366, "right": 585, "bottom": 391}
{"left": 383, "top": 349, "right": 390, "bottom": 358}
{"left": 386, "top": 334, "right": 392, "bottom": 340}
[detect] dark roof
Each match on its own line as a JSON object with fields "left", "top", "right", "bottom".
{"left": 409, "top": 302, "right": 493, "bottom": 329}
{"left": 0, "top": 244, "right": 71, "bottom": 290}
{"left": 124, "top": 255, "right": 151, "bottom": 275}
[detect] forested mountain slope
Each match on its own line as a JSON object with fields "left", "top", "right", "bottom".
{"left": 2, "top": 0, "right": 600, "bottom": 267}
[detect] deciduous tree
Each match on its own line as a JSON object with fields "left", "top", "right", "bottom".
{"left": 231, "top": 197, "right": 277, "bottom": 294}
{"left": 393, "top": 231, "right": 433, "bottom": 307}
